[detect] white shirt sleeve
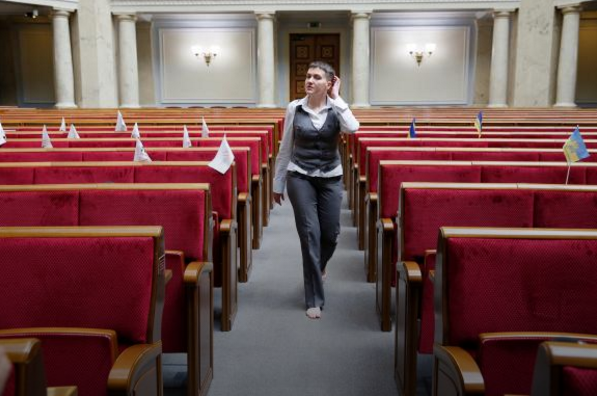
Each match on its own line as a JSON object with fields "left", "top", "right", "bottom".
{"left": 273, "top": 100, "right": 299, "bottom": 194}
{"left": 329, "top": 96, "right": 360, "bottom": 134}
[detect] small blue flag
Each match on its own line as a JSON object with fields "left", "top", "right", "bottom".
{"left": 563, "top": 126, "right": 590, "bottom": 163}
{"left": 475, "top": 111, "right": 483, "bottom": 138}
{"left": 408, "top": 118, "right": 416, "bottom": 139}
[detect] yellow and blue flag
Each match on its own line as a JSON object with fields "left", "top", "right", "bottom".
{"left": 408, "top": 118, "right": 416, "bottom": 139}
{"left": 563, "top": 126, "right": 590, "bottom": 163}
{"left": 475, "top": 111, "right": 483, "bottom": 138}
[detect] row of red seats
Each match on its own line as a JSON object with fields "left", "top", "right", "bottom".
{"left": 393, "top": 182, "right": 597, "bottom": 395}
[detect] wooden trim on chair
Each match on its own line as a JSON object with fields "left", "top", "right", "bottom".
{"left": 219, "top": 219, "right": 238, "bottom": 332}
{"left": 377, "top": 218, "right": 395, "bottom": 332}
{"left": 396, "top": 261, "right": 423, "bottom": 396}
{"left": 184, "top": 261, "right": 214, "bottom": 396}
{"left": 433, "top": 345, "right": 485, "bottom": 396}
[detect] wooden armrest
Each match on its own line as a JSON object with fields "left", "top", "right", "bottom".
{"left": 0, "top": 338, "right": 41, "bottom": 363}
{"left": 220, "top": 219, "right": 233, "bottom": 233}
{"left": 546, "top": 342, "right": 597, "bottom": 368}
{"left": 531, "top": 341, "right": 597, "bottom": 396}
{"left": 380, "top": 218, "right": 394, "bottom": 232}
{"left": 359, "top": 175, "right": 366, "bottom": 183}
{"left": 251, "top": 175, "right": 261, "bottom": 182}
{"left": 238, "top": 192, "right": 250, "bottom": 202}
{"left": 108, "top": 341, "right": 162, "bottom": 392}
{"left": 399, "top": 261, "right": 423, "bottom": 283}
{"left": 368, "top": 192, "right": 378, "bottom": 202}
{"left": 434, "top": 345, "right": 484, "bottom": 395}
{"left": 479, "top": 332, "right": 597, "bottom": 345}
{"left": 184, "top": 261, "right": 214, "bottom": 285}
{"left": 47, "top": 387, "right": 78, "bottom": 396}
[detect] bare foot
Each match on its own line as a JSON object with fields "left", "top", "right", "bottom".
{"left": 306, "top": 307, "right": 321, "bottom": 319}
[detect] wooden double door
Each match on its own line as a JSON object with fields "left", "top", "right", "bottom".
{"left": 289, "top": 34, "right": 340, "bottom": 101}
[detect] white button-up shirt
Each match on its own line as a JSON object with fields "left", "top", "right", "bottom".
{"left": 273, "top": 95, "right": 360, "bottom": 194}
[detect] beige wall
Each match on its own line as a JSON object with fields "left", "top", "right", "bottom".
{"left": 473, "top": 18, "right": 492, "bottom": 105}
{"left": 371, "top": 25, "right": 472, "bottom": 105}
{"left": 577, "top": 15, "right": 597, "bottom": 105}
{"left": 158, "top": 27, "right": 255, "bottom": 104}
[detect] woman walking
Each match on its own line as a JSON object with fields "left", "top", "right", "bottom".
{"left": 273, "top": 61, "right": 360, "bottom": 319}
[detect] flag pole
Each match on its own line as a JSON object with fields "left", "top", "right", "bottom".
{"left": 565, "top": 162, "right": 571, "bottom": 185}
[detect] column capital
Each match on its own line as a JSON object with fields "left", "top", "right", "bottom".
{"left": 255, "top": 12, "right": 276, "bottom": 22}
{"left": 493, "top": 9, "right": 515, "bottom": 18}
{"left": 51, "top": 9, "right": 71, "bottom": 19}
{"left": 114, "top": 13, "right": 137, "bottom": 22}
{"left": 351, "top": 11, "right": 372, "bottom": 21}
{"left": 558, "top": 4, "right": 582, "bottom": 14}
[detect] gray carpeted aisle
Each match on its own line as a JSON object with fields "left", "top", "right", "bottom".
{"left": 207, "top": 191, "right": 397, "bottom": 396}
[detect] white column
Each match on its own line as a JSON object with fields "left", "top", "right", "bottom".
{"left": 555, "top": 4, "right": 582, "bottom": 108}
{"left": 351, "top": 12, "right": 371, "bottom": 108}
{"left": 488, "top": 10, "right": 511, "bottom": 108}
{"left": 256, "top": 12, "right": 276, "bottom": 108}
{"left": 52, "top": 9, "right": 76, "bottom": 108}
{"left": 116, "top": 14, "right": 140, "bottom": 108}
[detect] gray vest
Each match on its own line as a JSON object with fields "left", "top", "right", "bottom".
{"left": 291, "top": 105, "right": 341, "bottom": 173}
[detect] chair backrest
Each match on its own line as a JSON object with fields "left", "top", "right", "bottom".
{"left": 379, "top": 161, "right": 481, "bottom": 219}
{"left": 0, "top": 161, "right": 236, "bottom": 221}
{"left": 0, "top": 226, "right": 165, "bottom": 344}
{"left": 398, "top": 183, "right": 534, "bottom": 262}
{"left": 0, "top": 184, "right": 211, "bottom": 263}
{"left": 436, "top": 227, "right": 597, "bottom": 349}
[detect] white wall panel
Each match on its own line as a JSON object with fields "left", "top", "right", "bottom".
{"left": 371, "top": 25, "right": 471, "bottom": 105}
{"left": 159, "top": 27, "right": 255, "bottom": 103}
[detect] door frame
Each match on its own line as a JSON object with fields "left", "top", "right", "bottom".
{"left": 278, "top": 27, "right": 351, "bottom": 106}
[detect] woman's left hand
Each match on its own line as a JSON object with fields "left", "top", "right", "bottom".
{"left": 328, "top": 76, "right": 341, "bottom": 99}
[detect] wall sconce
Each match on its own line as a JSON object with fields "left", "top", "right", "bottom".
{"left": 191, "top": 45, "right": 220, "bottom": 67}
{"left": 407, "top": 43, "right": 436, "bottom": 66}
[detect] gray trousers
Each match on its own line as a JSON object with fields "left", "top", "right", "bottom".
{"left": 286, "top": 172, "right": 343, "bottom": 309}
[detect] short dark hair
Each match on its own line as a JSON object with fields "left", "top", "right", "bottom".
{"left": 308, "top": 61, "right": 335, "bottom": 81}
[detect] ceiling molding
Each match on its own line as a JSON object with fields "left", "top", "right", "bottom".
{"left": 111, "top": 0, "right": 520, "bottom": 14}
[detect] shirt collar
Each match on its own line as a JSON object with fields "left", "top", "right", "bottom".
{"left": 298, "top": 96, "right": 331, "bottom": 116}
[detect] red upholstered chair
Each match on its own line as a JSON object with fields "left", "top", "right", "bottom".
{"left": 533, "top": 190, "right": 597, "bottom": 228}
{"left": 0, "top": 338, "right": 77, "bottom": 396}
{"left": 376, "top": 161, "right": 482, "bottom": 332}
{"left": 133, "top": 162, "right": 238, "bottom": 331}
{"left": 531, "top": 341, "right": 597, "bottom": 396}
{"left": 0, "top": 184, "right": 215, "bottom": 396}
{"left": 166, "top": 148, "right": 254, "bottom": 282}
{"left": 0, "top": 160, "right": 237, "bottom": 331}
{"left": 0, "top": 226, "right": 166, "bottom": 396}
{"left": 395, "top": 183, "right": 535, "bottom": 396}
{"left": 432, "top": 227, "right": 597, "bottom": 396}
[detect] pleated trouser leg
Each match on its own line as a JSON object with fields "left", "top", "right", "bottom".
{"left": 287, "top": 172, "right": 342, "bottom": 309}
